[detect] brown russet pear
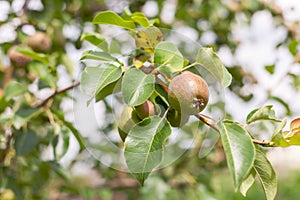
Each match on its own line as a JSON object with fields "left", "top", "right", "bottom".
{"left": 8, "top": 45, "right": 31, "bottom": 67}
{"left": 27, "top": 31, "right": 52, "bottom": 53}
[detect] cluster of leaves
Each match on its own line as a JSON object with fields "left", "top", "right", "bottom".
{"left": 79, "top": 9, "right": 300, "bottom": 200}
{"left": 80, "top": 10, "right": 231, "bottom": 185}
{"left": 1, "top": 0, "right": 300, "bottom": 199}
{"left": 0, "top": 1, "right": 88, "bottom": 199}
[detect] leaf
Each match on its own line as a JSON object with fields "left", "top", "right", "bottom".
{"left": 287, "top": 118, "right": 300, "bottom": 145}
{"left": 133, "top": 52, "right": 151, "bottom": 68}
{"left": 52, "top": 109, "right": 85, "bottom": 150}
{"left": 109, "top": 39, "right": 121, "bottom": 54}
{"left": 80, "top": 50, "right": 118, "bottom": 62}
{"left": 246, "top": 105, "right": 281, "bottom": 124}
{"left": 135, "top": 26, "right": 163, "bottom": 53}
{"left": 80, "top": 64, "right": 122, "bottom": 103}
{"left": 93, "top": 11, "right": 136, "bottom": 30}
{"left": 0, "top": 96, "right": 9, "bottom": 113}
{"left": 154, "top": 84, "right": 169, "bottom": 106}
{"left": 154, "top": 42, "right": 184, "bottom": 75}
{"left": 80, "top": 32, "right": 108, "bottom": 51}
{"left": 264, "top": 65, "right": 275, "bottom": 74}
{"left": 269, "top": 96, "right": 291, "bottom": 116}
{"left": 290, "top": 117, "right": 300, "bottom": 132}
{"left": 288, "top": 132, "right": 300, "bottom": 145}
{"left": 131, "top": 12, "right": 151, "bottom": 28}
{"left": 219, "top": 120, "right": 256, "bottom": 190}
{"left": 271, "top": 119, "right": 290, "bottom": 147}
{"left": 121, "top": 68, "right": 155, "bottom": 106}
{"left": 196, "top": 47, "right": 232, "bottom": 88}
{"left": 4, "top": 81, "right": 27, "bottom": 101}
{"left": 239, "top": 169, "right": 256, "bottom": 196}
{"left": 17, "top": 47, "right": 49, "bottom": 65}
{"left": 124, "top": 116, "right": 171, "bottom": 185}
{"left": 254, "top": 148, "right": 277, "bottom": 200}
{"left": 29, "top": 62, "right": 57, "bottom": 88}
{"left": 47, "top": 161, "right": 70, "bottom": 180}
{"left": 61, "top": 53, "right": 74, "bottom": 75}
{"left": 14, "top": 130, "right": 39, "bottom": 156}
{"left": 54, "top": 127, "right": 70, "bottom": 160}
{"left": 13, "top": 107, "right": 41, "bottom": 129}
{"left": 95, "top": 78, "right": 121, "bottom": 102}
{"left": 198, "top": 128, "right": 220, "bottom": 158}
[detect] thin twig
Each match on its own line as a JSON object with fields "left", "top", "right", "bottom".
{"left": 194, "top": 113, "right": 219, "bottom": 132}
{"left": 251, "top": 139, "right": 275, "bottom": 147}
{"left": 34, "top": 81, "right": 80, "bottom": 108}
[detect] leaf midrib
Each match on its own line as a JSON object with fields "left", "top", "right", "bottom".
{"left": 141, "top": 117, "right": 165, "bottom": 178}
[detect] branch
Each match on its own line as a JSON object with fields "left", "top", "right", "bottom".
{"left": 194, "top": 113, "right": 276, "bottom": 147}
{"left": 194, "top": 113, "right": 219, "bottom": 132}
{"left": 33, "top": 81, "right": 80, "bottom": 108}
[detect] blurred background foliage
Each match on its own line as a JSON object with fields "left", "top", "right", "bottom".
{"left": 0, "top": 0, "right": 300, "bottom": 199}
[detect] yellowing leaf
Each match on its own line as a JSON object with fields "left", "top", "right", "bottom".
{"left": 135, "top": 26, "right": 163, "bottom": 53}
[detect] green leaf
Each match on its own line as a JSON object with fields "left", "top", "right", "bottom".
{"left": 17, "top": 47, "right": 49, "bottom": 65}
{"left": 246, "top": 105, "right": 281, "bottom": 124}
{"left": 264, "top": 65, "right": 275, "bottom": 74}
{"left": 196, "top": 47, "right": 232, "bottom": 88}
{"left": 54, "top": 127, "right": 70, "bottom": 160}
{"left": 80, "top": 64, "right": 122, "bottom": 103}
{"left": 4, "top": 81, "right": 27, "bottom": 101}
{"left": 288, "top": 39, "right": 298, "bottom": 55}
{"left": 131, "top": 12, "right": 151, "bottom": 28}
{"left": 13, "top": 107, "right": 41, "bottom": 129}
{"left": 124, "top": 116, "right": 171, "bottom": 185}
{"left": 80, "top": 32, "right": 108, "bottom": 51}
{"left": 198, "top": 128, "right": 220, "bottom": 158}
{"left": 95, "top": 78, "right": 121, "bottom": 102}
{"left": 271, "top": 119, "right": 290, "bottom": 147}
{"left": 80, "top": 50, "right": 118, "bottom": 62}
{"left": 269, "top": 96, "right": 292, "bottom": 116}
{"left": 109, "top": 39, "right": 121, "bottom": 54}
{"left": 135, "top": 26, "right": 163, "bottom": 52}
{"left": 121, "top": 68, "right": 155, "bottom": 106}
{"left": 240, "top": 169, "right": 256, "bottom": 196}
{"left": 93, "top": 11, "right": 136, "bottom": 30}
{"left": 61, "top": 53, "right": 74, "bottom": 75}
{"left": 15, "top": 130, "right": 39, "bottom": 156}
{"left": 219, "top": 120, "right": 256, "bottom": 190}
{"left": 154, "top": 84, "right": 169, "bottom": 106}
{"left": 254, "top": 148, "right": 277, "bottom": 200}
{"left": 0, "top": 96, "right": 9, "bottom": 113}
{"left": 52, "top": 109, "right": 85, "bottom": 150}
{"left": 154, "top": 41, "right": 184, "bottom": 75}
{"left": 47, "top": 161, "right": 70, "bottom": 180}
{"left": 29, "top": 62, "right": 57, "bottom": 88}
